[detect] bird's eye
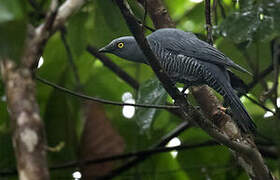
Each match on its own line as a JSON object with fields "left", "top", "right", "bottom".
{"left": 117, "top": 42, "right": 124, "bottom": 48}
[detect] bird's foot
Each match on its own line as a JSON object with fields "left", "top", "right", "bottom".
{"left": 218, "top": 106, "right": 233, "bottom": 116}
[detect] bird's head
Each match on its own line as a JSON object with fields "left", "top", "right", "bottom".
{"left": 99, "top": 36, "right": 147, "bottom": 64}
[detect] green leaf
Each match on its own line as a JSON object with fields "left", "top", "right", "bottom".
{"left": 0, "top": 0, "right": 25, "bottom": 23}
{"left": 0, "top": 21, "right": 27, "bottom": 62}
{"left": 153, "top": 153, "right": 190, "bottom": 180}
{"left": 0, "top": 132, "right": 16, "bottom": 171}
{"left": 135, "top": 78, "right": 167, "bottom": 132}
{"left": 89, "top": 0, "right": 129, "bottom": 47}
{"left": 219, "top": 1, "right": 280, "bottom": 43}
{"left": 176, "top": 3, "right": 205, "bottom": 33}
{"left": 0, "top": 0, "right": 26, "bottom": 62}
{"left": 44, "top": 70, "right": 79, "bottom": 165}
{"left": 67, "top": 11, "right": 89, "bottom": 58}
{"left": 177, "top": 145, "right": 231, "bottom": 180}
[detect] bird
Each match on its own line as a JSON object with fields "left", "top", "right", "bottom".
{"left": 99, "top": 28, "right": 256, "bottom": 133}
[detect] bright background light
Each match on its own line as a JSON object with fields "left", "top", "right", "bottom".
{"left": 166, "top": 137, "right": 181, "bottom": 158}
{"left": 264, "top": 110, "right": 274, "bottom": 118}
{"left": 38, "top": 56, "right": 44, "bottom": 68}
{"left": 277, "top": 97, "right": 280, "bottom": 107}
{"left": 122, "top": 92, "right": 135, "bottom": 119}
{"left": 1, "top": 96, "right": 6, "bottom": 102}
{"left": 72, "top": 171, "right": 82, "bottom": 180}
{"left": 178, "top": 87, "right": 189, "bottom": 94}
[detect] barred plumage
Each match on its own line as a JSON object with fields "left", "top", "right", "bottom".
{"left": 100, "top": 28, "right": 256, "bottom": 133}
{"left": 155, "top": 49, "right": 226, "bottom": 96}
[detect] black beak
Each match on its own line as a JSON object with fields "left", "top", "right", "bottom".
{"left": 98, "top": 46, "right": 109, "bottom": 53}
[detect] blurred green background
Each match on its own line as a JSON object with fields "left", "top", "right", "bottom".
{"left": 0, "top": 0, "right": 280, "bottom": 179}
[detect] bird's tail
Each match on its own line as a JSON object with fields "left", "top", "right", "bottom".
{"left": 221, "top": 82, "right": 256, "bottom": 133}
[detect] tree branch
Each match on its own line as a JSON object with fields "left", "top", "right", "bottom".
{"left": 86, "top": 44, "right": 185, "bottom": 118}
{"left": 0, "top": 138, "right": 277, "bottom": 177}
{"left": 36, "top": 76, "right": 179, "bottom": 109}
{"left": 217, "top": 0, "right": 226, "bottom": 18}
{"left": 263, "top": 40, "right": 280, "bottom": 112}
{"left": 87, "top": 45, "right": 140, "bottom": 90}
{"left": 0, "top": 1, "right": 88, "bottom": 180}
{"left": 137, "top": 0, "right": 175, "bottom": 28}
{"left": 205, "top": 0, "right": 213, "bottom": 45}
{"left": 114, "top": 0, "right": 274, "bottom": 179}
{"left": 0, "top": 60, "right": 49, "bottom": 180}
{"left": 22, "top": 0, "right": 86, "bottom": 69}
{"left": 247, "top": 64, "right": 274, "bottom": 90}
{"left": 0, "top": 121, "right": 190, "bottom": 177}
{"left": 97, "top": 121, "right": 191, "bottom": 179}
{"left": 53, "top": 139, "right": 216, "bottom": 170}
{"left": 60, "top": 27, "right": 82, "bottom": 89}
{"left": 244, "top": 94, "right": 275, "bottom": 114}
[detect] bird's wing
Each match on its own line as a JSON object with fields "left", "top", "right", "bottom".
{"left": 149, "top": 29, "right": 252, "bottom": 75}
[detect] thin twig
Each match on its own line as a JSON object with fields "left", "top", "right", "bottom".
{"left": 60, "top": 27, "right": 82, "bottom": 90}
{"left": 212, "top": 0, "right": 218, "bottom": 25}
{"left": 43, "top": 0, "right": 59, "bottom": 32}
{"left": 114, "top": 1, "right": 274, "bottom": 179}
{"left": 96, "top": 164, "right": 236, "bottom": 178}
{"left": 0, "top": 138, "right": 277, "bottom": 176}
{"left": 0, "top": 1, "right": 87, "bottom": 179}
{"left": 87, "top": 45, "right": 183, "bottom": 118}
{"left": 205, "top": 0, "right": 213, "bottom": 45}
{"left": 97, "top": 121, "right": 191, "bottom": 179}
{"left": 263, "top": 40, "right": 280, "bottom": 111}
{"left": 243, "top": 94, "right": 275, "bottom": 114}
{"left": 138, "top": 20, "right": 156, "bottom": 32}
{"left": 0, "top": 121, "right": 190, "bottom": 177}
{"left": 142, "top": 0, "right": 148, "bottom": 32}
{"left": 52, "top": 139, "right": 216, "bottom": 170}
{"left": 86, "top": 45, "right": 140, "bottom": 89}
{"left": 247, "top": 64, "right": 274, "bottom": 90}
{"left": 23, "top": 0, "right": 87, "bottom": 69}
{"left": 217, "top": 0, "right": 226, "bottom": 18}
{"left": 28, "top": 0, "right": 40, "bottom": 10}
{"left": 36, "top": 76, "right": 179, "bottom": 109}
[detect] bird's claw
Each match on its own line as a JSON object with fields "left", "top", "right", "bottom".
{"left": 218, "top": 106, "right": 232, "bottom": 116}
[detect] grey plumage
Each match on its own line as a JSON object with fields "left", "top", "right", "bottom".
{"left": 99, "top": 28, "right": 256, "bottom": 133}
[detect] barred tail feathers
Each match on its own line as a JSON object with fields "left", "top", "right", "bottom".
{"left": 222, "top": 82, "right": 256, "bottom": 133}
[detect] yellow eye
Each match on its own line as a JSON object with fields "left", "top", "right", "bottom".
{"left": 117, "top": 42, "right": 124, "bottom": 48}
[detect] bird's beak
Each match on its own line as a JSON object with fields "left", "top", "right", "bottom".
{"left": 98, "top": 46, "right": 109, "bottom": 53}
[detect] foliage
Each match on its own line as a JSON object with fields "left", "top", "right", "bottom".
{"left": 0, "top": 0, "right": 280, "bottom": 179}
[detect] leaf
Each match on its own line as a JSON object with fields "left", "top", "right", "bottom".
{"left": 177, "top": 145, "right": 231, "bottom": 180}
{"left": 0, "top": 0, "right": 25, "bottom": 23}
{"left": 80, "top": 102, "right": 125, "bottom": 178}
{"left": 135, "top": 78, "right": 167, "bottom": 132}
{"left": 89, "top": 0, "right": 129, "bottom": 47}
{"left": 0, "top": 0, "right": 26, "bottom": 62}
{"left": 176, "top": 3, "right": 205, "bottom": 33}
{"left": 153, "top": 153, "right": 190, "bottom": 180}
{"left": 218, "top": 1, "right": 280, "bottom": 43}
{"left": 67, "top": 11, "right": 89, "bottom": 58}
{"left": 44, "top": 70, "right": 79, "bottom": 165}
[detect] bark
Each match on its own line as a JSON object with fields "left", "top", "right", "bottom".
{"left": 0, "top": 0, "right": 87, "bottom": 179}
{"left": 137, "top": 0, "right": 237, "bottom": 135}
{"left": 0, "top": 60, "right": 49, "bottom": 180}
{"left": 138, "top": 0, "right": 175, "bottom": 28}
{"left": 123, "top": 0, "right": 274, "bottom": 179}
{"left": 22, "top": 0, "right": 86, "bottom": 69}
